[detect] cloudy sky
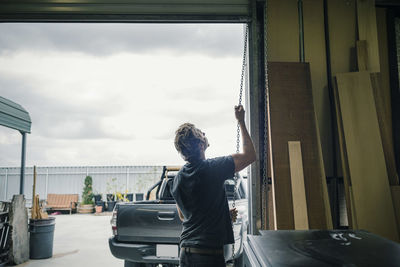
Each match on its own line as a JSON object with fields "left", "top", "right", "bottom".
{"left": 0, "top": 23, "right": 246, "bottom": 167}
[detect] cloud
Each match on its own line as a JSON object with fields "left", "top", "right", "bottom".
{"left": 0, "top": 73, "right": 132, "bottom": 140}
{"left": 0, "top": 24, "right": 245, "bottom": 167}
{"left": 0, "top": 23, "right": 245, "bottom": 57}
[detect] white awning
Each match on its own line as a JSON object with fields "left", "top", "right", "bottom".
{"left": 0, "top": 96, "right": 31, "bottom": 133}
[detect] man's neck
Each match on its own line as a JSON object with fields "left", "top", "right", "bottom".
{"left": 200, "top": 150, "right": 206, "bottom": 160}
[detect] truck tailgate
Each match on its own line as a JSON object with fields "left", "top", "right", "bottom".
{"left": 116, "top": 202, "right": 182, "bottom": 244}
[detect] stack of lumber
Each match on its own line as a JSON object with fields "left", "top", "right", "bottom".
{"left": 332, "top": 0, "right": 399, "bottom": 242}
{"left": 267, "top": 62, "right": 332, "bottom": 230}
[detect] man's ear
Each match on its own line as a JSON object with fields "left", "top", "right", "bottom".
{"left": 205, "top": 137, "right": 209, "bottom": 148}
{"left": 201, "top": 140, "right": 209, "bottom": 150}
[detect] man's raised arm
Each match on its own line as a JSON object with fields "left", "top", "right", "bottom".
{"left": 231, "top": 105, "right": 256, "bottom": 173}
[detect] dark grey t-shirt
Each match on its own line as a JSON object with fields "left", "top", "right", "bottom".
{"left": 171, "top": 156, "right": 235, "bottom": 249}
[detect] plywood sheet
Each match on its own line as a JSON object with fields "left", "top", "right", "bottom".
{"left": 391, "top": 186, "right": 400, "bottom": 235}
{"left": 349, "top": 186, "right": 358, "bottom": 229}
{"left": 267, "top": 184, "right": 275, "bottom": 230}
{"left": 266, "top": 123, "right": 276, "bottom": 230}
{"left": 357, "top": 0, "right": 380, "bottom": 72}
{"left": 356, "top": 40, "right": 368, "bottom": 71}
{"left": 333, "top": 78, "right": 354, "bottom": 229}
{"left": 376, "top": 8, "right": 399, "bottom": 185}
{"left": 288, "top": 141, "right": 309, "bottom": 230}
{"left": 335, "top": 71, "right": 398, "bottom": 241}
{"left": 315, "top": 115, "right": 333, "bottom": 230}
{"left": 370, "top": 73, "right": 399, "bottom": 185}
{"left": 356, "top": 40, "right": 396, "bottom": 184}
{"left": 268, "top": 62, "right": 332, "bottom": 230}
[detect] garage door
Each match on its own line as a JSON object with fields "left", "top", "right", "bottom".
{"left": 0, "top": 0, "right": 251, "bottom": 22}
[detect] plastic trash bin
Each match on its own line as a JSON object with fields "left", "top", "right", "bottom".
{"left": 29, "top": 217, "right": 56, "bottom": 259}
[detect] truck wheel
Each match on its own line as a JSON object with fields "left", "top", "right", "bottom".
{"left": 124, "top": 261, "right": 146, "bottom": 267}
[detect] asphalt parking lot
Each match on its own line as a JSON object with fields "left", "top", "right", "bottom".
{"left": 13, "top": 213, "right": 123, "bottom": 267}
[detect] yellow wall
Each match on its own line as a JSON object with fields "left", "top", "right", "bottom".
{"left": 267, "top": 0, "right": 299, "bottom": 62}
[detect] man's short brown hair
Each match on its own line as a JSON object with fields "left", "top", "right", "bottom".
{"left": 174, "top": 123, "right": 208, "bottom": 162}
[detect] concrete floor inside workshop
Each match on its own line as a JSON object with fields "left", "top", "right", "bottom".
{"left": 12, "top": 213, "right": 123, "bottom": 267}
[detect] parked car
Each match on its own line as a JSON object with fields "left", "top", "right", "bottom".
{"left": 109, "top": 166, "right": 248, "bottom": 267}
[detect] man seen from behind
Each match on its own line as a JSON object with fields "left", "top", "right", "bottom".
{"left": 171, "top": 105, "right": 256, "bottom": 267}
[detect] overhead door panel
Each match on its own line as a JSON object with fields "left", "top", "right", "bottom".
{"left": 0, "top": 0, "right": 251, "bottom": 22}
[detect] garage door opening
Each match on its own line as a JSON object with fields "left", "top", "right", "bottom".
{"left": 0, "top": 21, "right": 257, "bottom": 266}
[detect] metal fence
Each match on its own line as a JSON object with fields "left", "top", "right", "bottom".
{"left": 0, "top": 166, "right": 164, "bottom": 202}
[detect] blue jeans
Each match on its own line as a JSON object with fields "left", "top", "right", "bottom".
{"left": 179, "top": 249, "right": 226, "bottom": 267}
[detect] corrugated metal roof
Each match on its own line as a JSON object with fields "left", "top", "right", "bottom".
{"left": 0, "top": 96, "right": 31, "bottom": 133}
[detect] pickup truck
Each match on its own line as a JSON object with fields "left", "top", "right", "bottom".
{"left": 109, "top": 166, "right": 249, "bottom": 267}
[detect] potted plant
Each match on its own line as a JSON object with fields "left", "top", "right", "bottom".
{"left": 106, "top": 178, "right": 117, "bottom": 211}
{"left": 122, "top": 187, "right": 134, "bottom": 202}
{"left": 126, "top": 193, "right": 134, "bottom": 202}
{"left": 116, "top": 192, "right": 124, "bottom": 202}
{"left": 95, "top": 205, "right": 103, "bottom": 213}
{"left": 93, "top": 191, "right": 102, "bottom": 202}
{"left": 116, "top": 192, "right": 130, "bottom": 202}
{"left": 78, "top": 175, "right": 94, "bottom": 213}
{"left": 94, "top": 191, "right": 105, "bottom": 212}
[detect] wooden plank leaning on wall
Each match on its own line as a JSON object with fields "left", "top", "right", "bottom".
{"left": 288, "top": 141, "right": 309, "bottom": 230}
{"left": 357, "top": 0, "right": 380, "bottom": 72}
{"left": 392, "top": 186, "right": 400, "bottom": 237}
{"left": 370, "top": 72, "right": 399, "bottom": 186}
{"left": 332, "top": 74, "right": 354, "bottom": 229}
{"left": 335, "top": 71, "right": 399, "bottom": 241}
{"left": 357, "top": 3, "right": 398, "bottom": 186}
{"left": 375, "top": 7, "right": 399, "bottom": 186}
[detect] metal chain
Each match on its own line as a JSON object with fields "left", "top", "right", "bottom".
{"left": 235, "top": 25, "right": 248, "bottom": 154}
{"left": 232, "top": 24, "right": 248, "bottom": 264}
{"left": 262, "top": 0, "right": 270, "bottom": 231}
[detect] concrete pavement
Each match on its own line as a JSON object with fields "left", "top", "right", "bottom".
{"left": 10, "top": 213, "right": 234, "bottom": 267}
{"left": 12, "top": 213, "right": 123, "bottom": 267}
